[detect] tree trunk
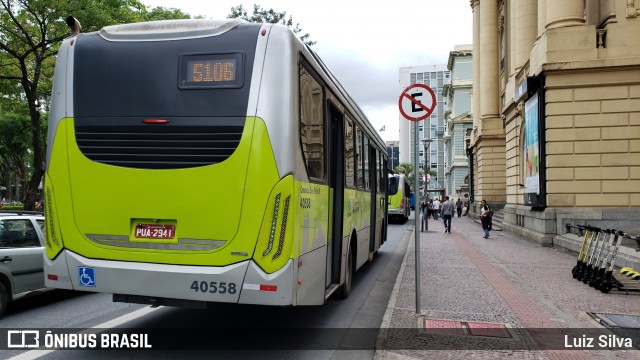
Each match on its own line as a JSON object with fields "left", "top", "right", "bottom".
{"left": 23, "top": 93, "right": 45, "bottom": 211}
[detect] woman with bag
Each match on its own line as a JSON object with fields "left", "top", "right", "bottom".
{"left": 480, "top": 199, "right": 492, "bottom": 239}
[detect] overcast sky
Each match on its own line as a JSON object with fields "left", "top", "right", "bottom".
{"left": 142, "top": 0, "right": 473, "bottom": 141}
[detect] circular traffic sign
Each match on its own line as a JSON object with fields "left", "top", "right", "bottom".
{"left": 398, "top": 84, "right": 437, "bottom": 122}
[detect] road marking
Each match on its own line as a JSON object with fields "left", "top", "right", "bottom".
{"left": 8, "top": 306, "right": 162, "bottom": 360}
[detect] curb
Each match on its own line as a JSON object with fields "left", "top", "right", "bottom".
{"left": 374, "top": 226, "right": 420, "bottom": 360}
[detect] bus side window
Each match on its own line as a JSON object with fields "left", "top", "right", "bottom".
{"left": 376, "top": 152, "right": 384, "bottom": 193}
{"left": 345, "top": 117, "right": 355, "bottom": 188}
{"left": 363, "top": 136, "right": 370, "bottom": 190}
{"left": 356, "top": 126, "right": 363, "bottom": 189}
{"left": 299, "top": 63, "right": 325, "bottom": 182}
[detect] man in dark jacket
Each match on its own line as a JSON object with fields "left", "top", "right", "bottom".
{"left": 455, "top": 199, "right": 462, "bottom": 218}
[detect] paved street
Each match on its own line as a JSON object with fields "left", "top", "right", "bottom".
{"left": 376, "top": 214, "right": 640, "bottom": 360}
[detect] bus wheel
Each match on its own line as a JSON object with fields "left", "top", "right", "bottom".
{"left": 0, "top": 282, "right": 8, "bottom": 318}
{"left": 338, "top": 242, "right": 354, "bottom": 299}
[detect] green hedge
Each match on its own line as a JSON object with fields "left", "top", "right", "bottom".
{"left": 0, "top": 205, "right": 24, "bottom": 210}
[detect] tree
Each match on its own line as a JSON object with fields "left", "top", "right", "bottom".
{"left": 0, "top": 111, "right": 35, "bottom": 202}
{"left": 0, "top": 0, "right": 191, "bottom": 209}
{"left": 228, "top": 4, "right": 315, "bottom": 46}
{"left": 394, "top": 163, "right": 413, "bottom": 177}
{"left": 141, "top": 6, "right": 192, "bottom": 21}
{"left": 393, "top": 162, "right": 437, "bottom": 192}
{"left": 393, "top": 162, "right": 416, "bottom": 190}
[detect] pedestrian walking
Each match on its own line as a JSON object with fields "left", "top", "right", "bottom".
{"left": 432, "top": 198, "right": 440, "bottom": 220}
{"left": 480, "top": 199, "right": 492, "bottom": 239}
{"left": 427, "top": 199, "right": 433, "bottom": 219}
{"left": 455, "top": 199, "right": 462, "bottom": 218}
{"left": 441, "top": 196, "right": 453, "bottom": 233}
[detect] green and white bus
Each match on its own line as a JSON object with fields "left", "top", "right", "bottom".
{"left": 44, "top": 19, "right": 388, "bottom": 306}
{"left": 387, "top": 174, "right": 411, "bottom": 223}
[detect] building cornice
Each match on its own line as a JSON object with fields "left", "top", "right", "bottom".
{"left": 443, "top": 83, "right": 451, "bottom": 97}
{"left": 469, "top": 133, "right": 506, "bottom": 150}
{"left": 451, "top": 111, "right": 473, "bottom": 123}
{"left": 447, "top": 47, "right": 473, "bottom": 70}
{"left": 540, "top": 56, "right": 640, "bottom": 74}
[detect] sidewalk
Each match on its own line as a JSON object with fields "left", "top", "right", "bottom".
{"left": 375, "top": 215, "right": 640, "bottom": 360}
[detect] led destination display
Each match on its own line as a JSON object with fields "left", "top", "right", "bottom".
{"left": 179, "top": 53, "right": 243, "bottom": 88}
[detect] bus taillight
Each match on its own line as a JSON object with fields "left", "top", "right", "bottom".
{"left": 142, "top": 119, "right": 170, "bottom": 124}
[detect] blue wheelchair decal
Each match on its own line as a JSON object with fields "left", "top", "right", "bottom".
{"left": 78, "top": 266, "right": 96, "bottom": 287}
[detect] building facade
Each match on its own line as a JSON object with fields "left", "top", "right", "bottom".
{"left": 399, "top": 65, "right": 451, "bottom": 198}
{"left": 470, "top": 0, "right": 640, "bottom": 244}
{"left": 443, "top": 45, "right": 474, "bottom": 202}
{"left": 386, "top": 141, "right": 400, "bottom": 171}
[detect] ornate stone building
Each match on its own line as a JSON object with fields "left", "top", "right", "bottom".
{"left": 469, "top": 0, "right": 640, "bottom": 244}
{"left": 443, "top": 45, "right": 474, "bottom": 202}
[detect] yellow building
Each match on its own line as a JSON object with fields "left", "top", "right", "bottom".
{"left": 469, "top": 0, "right": 640, "bottom": 245}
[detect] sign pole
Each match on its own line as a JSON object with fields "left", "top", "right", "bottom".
{"left": 414, "top": 121, "right": 421, "bottom": 314}
{"left": 398, "top": 83, "right": 436, "bottom": 316}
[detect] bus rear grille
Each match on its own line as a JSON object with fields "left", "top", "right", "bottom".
{"left": 75, "top": 119, "right": 245, "bottom": 169}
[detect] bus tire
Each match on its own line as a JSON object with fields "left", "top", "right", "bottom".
{"left": 0, "top": 282, "right": 8, "bottom": 318}
{"left": 338, "top": 242, "right": 354, "bottom": 299}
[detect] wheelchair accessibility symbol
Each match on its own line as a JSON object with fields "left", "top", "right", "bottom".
{"left": 78, "top": 266, "right": 96, "bottom": 287}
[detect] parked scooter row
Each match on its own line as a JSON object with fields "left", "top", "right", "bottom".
{"left": 568, "top": 224, "right": 640, "bottom": 294}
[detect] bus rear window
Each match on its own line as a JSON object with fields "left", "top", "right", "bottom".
{"left": 73, "top": 27, "right": 258, "bottom": 118}
{"left": 388, "top": 176, "right": 399, "bottom": 195}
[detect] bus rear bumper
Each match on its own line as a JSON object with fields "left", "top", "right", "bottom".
{"left": 387, "top": 208, "right": 405, "bottom": 216}
{"left": 44, "top": 250, "right": 294, "bottom": 306}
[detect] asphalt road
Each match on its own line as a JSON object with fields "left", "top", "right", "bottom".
{"left": 1, "top": 216, "right": 414, "bottom": 360}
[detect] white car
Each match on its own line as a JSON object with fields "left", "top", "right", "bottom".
{"left": 0, "top": 211, "right": 46, "bottom": 317}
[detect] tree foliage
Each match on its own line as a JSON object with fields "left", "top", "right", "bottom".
{"left": 394, "top": 163, "right": 414, "bottom": 177}
{"left": 228, "top": 4, "right": 315, "bottom": 46}
{"left": 393, "top": 162, "right": 436, "bottom": 192}
{"left": 0, "top": 0, "right": 192, "bottom": 209}
{"left": 0, "top": 111, "right": 36, "bottom": 199}
{"left": 142, "top": 6, "right": 192, "bottom": 22}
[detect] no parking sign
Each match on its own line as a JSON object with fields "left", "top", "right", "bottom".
{"left": 398, "top": 84, "right": 437, "bottom": 121}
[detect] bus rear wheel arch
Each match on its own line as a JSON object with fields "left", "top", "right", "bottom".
{"left": 337, "top": 235, "right": 356, "bottom": 299}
